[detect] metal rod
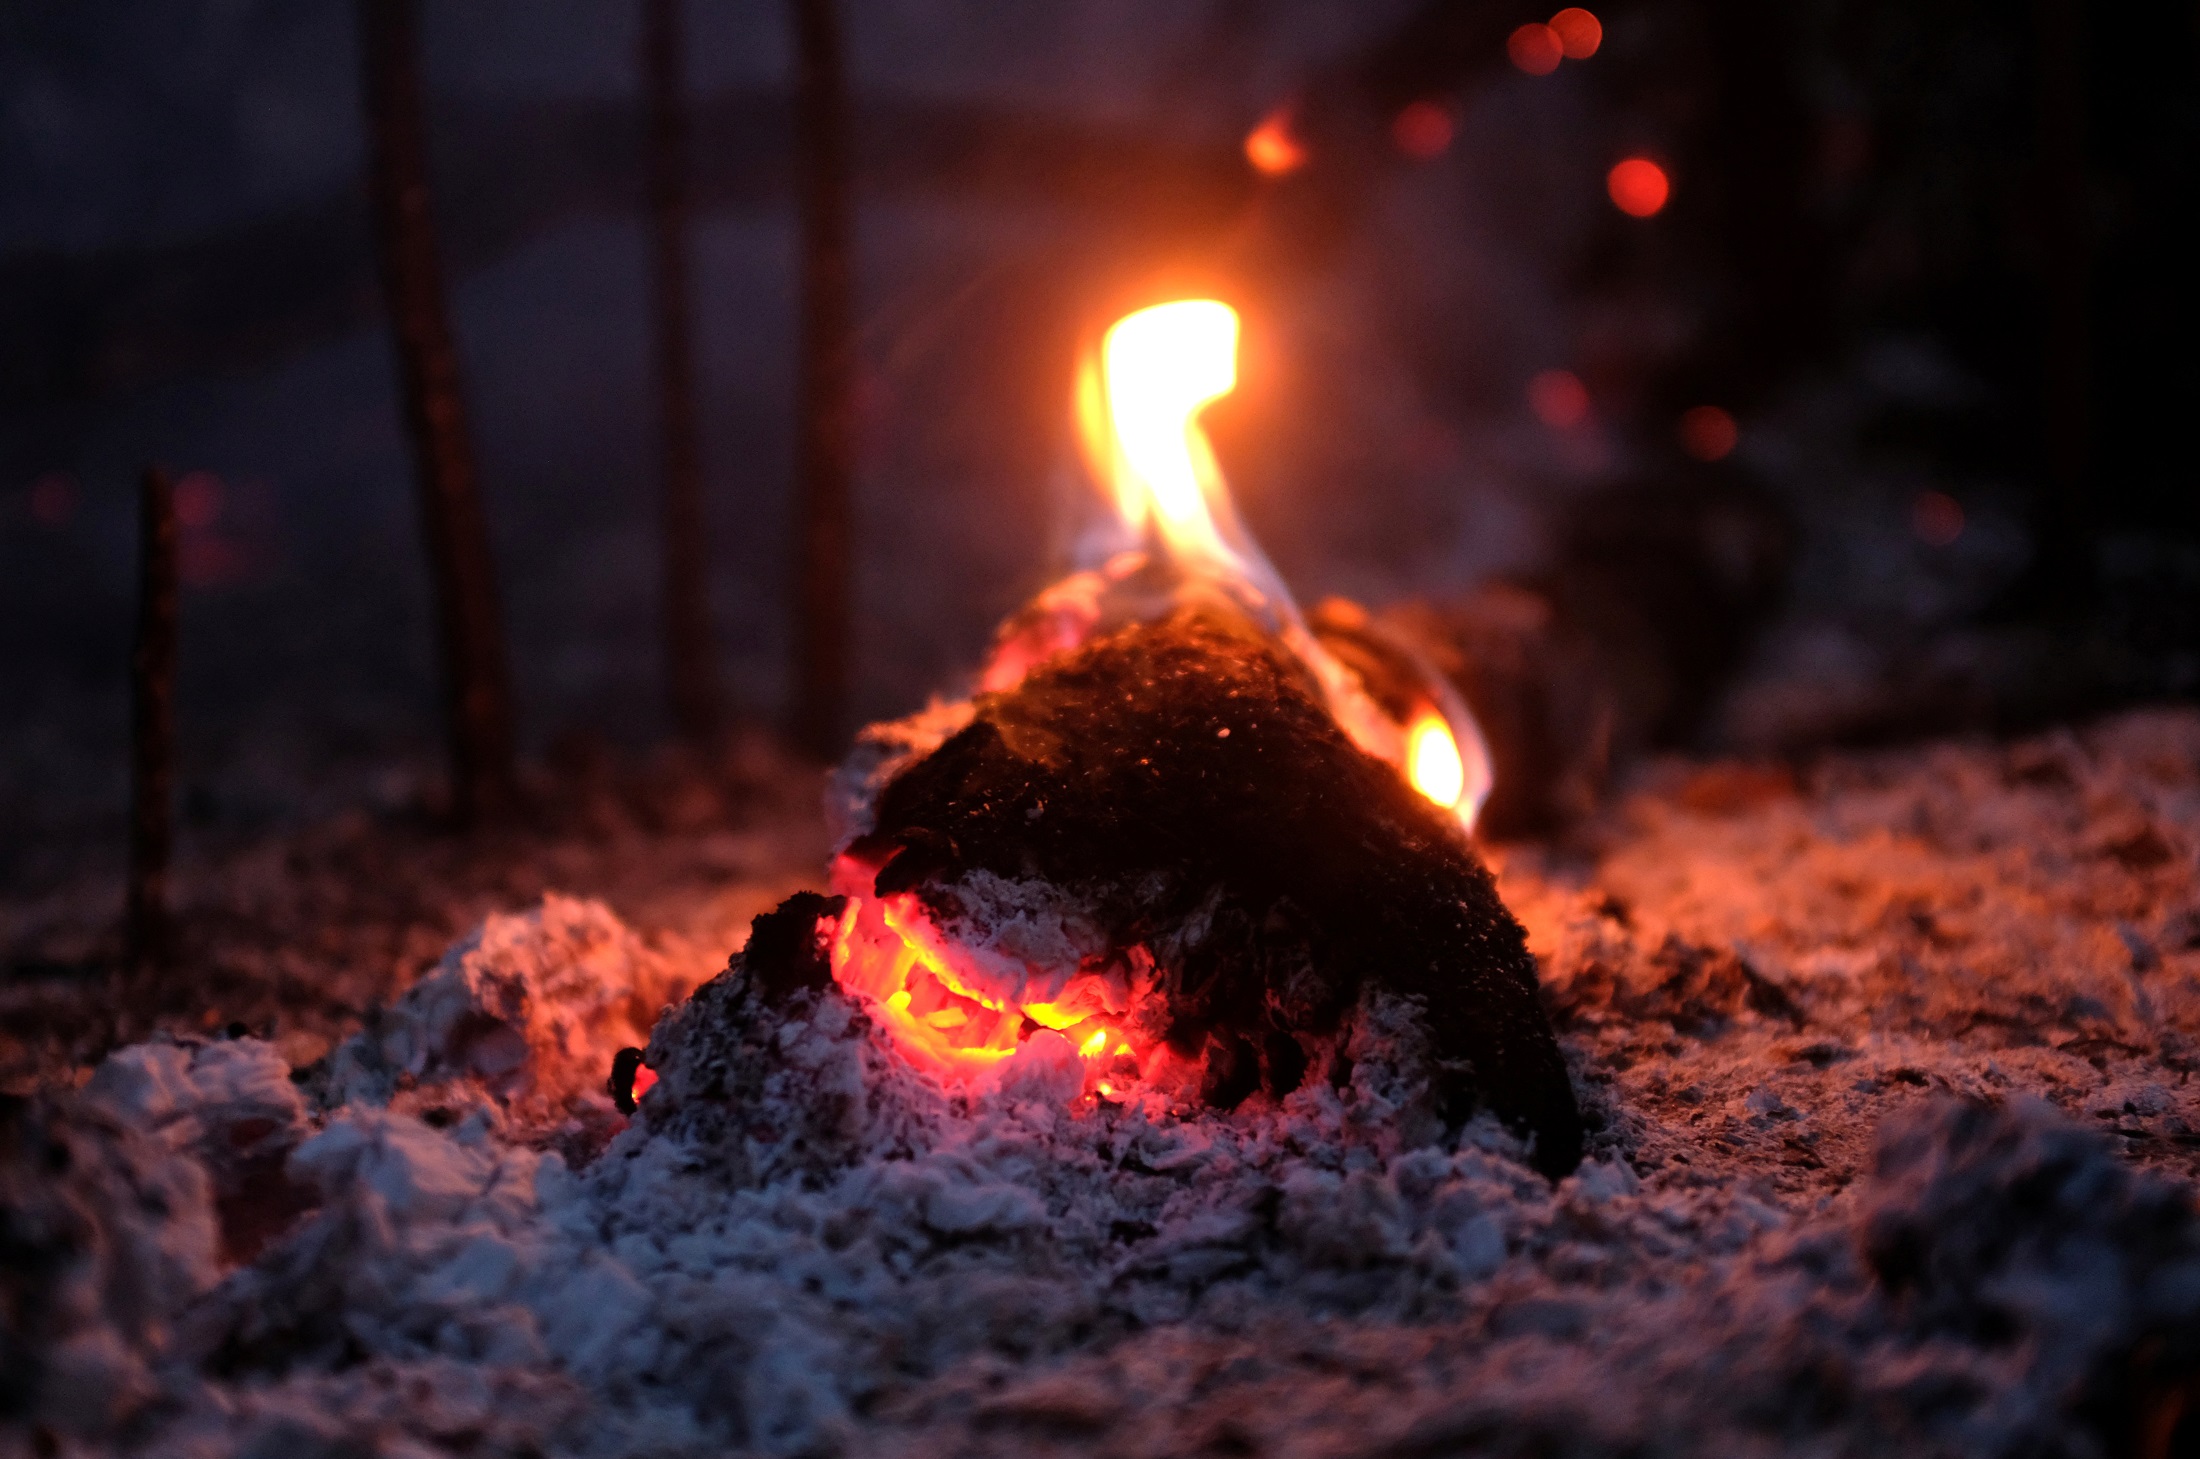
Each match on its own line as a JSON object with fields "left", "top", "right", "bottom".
{"left": 357, "top": 0, "right": 517, "bottom": 823}
{"left": 646, "top": 0, "right": 721, "bottom": 743}
{"left": 126, "top": 464, "right": 178, "bottom": 977}
{"left": 788, "top": 0, "right": 856, "bottom": 758}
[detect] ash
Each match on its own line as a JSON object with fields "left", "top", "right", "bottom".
{"left": 10, "top": 713, "right": 2200, "bottom": 1457}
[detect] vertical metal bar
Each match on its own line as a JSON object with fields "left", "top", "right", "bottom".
{"left": 357, "top": 0, "right": 516, "bottom": 822}
{"left": 126, "top": 465, "right": 178, "bottom": 976}
{"left": 788, "top": 0, "right": 856, "bottom": 758}
{"left": 646, "top": 0, "right": 721, "bottom": 743}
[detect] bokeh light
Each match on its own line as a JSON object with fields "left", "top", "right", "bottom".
{"left": 175, "top": 470, "right": 224, "bottom": 529}
{"left": 1507, "top": 23, "right": 1563, "bottom": 76}
{"left": 1912, "top": 490, "right": 1965, "bottom": 546}
{"left": 1244, "top": 107, "right": 1307, "bottom": 177}
{"left": 27, "top": 473, "right": 77, "bottom": 528}
{"left": 1608, "top": 157, "right": 1671, "bottom": 217}
{"left": 1678, "top": 406, "right": 1738, "bottom": 461}
{"left": 1528, "top": 369, "right": 1592, "bottom": 429}
{"left": 1392, "top": 100, "right": 1456, "bottom": 160}
{"left": 1548, "top": 8, "right": 1602, "bottom": 59}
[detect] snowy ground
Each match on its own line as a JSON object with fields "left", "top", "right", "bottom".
{"left": 4, "top": 709, "right": 2199, "bottom": 1456}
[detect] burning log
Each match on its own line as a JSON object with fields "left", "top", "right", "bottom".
{"left": 834, "top": 603, "right": 1583, "bottom": 1175}
{"left": 651, "top": 297, "right": 1579, "bottom": 1176}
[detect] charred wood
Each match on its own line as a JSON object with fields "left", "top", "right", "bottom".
{"left": 846, "top": 607, "right": 1583, "bottom": 1177}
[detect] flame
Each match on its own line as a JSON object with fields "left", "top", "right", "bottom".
{"left": 1071, "top": 298, "right": 1494, "bottom": 832}
{"left": 1091, "top": 300, "right": 1241, "bottom": 570}
{"left": 1407, "top": 710, "right": 1468, "bottom": 809}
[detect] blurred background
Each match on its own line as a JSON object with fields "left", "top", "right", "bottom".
{"left": 5, "top": 0, "right": 2198, "bottom": 888}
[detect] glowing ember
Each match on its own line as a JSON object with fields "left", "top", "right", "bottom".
{"left": 1549, "top": 7, "right": 1602, "bottom": 59}
{"left": 1507, "top": 24, "right": 1563, "bottom": 76}
{"left": 827, "top": 855, "right": 1154, "bottom": 1087}
{"left": 1608, "top": 157, "right": 1671, "bottom": 217}
{"left": 1244, "top": 106, "right": 1307, "bottom": 176}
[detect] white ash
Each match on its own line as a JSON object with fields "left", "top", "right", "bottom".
{"left": 8, "top": 710, "right": 2200, "bottom": 1457}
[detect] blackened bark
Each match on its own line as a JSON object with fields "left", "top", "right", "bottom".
{"left": 788, "top": 0, "right": 856, "bottom": 758}
{"left": 853, "top": 608, "right": 1584, "bottom": 1177}
{"left": 125, "top": 466, "right": 178, "bottom": 977}
{"left": 357, "top": 0, "right": 516, "bottom": 823}
{"left": 645, "top": 0, "right": 720, "bottom": 743}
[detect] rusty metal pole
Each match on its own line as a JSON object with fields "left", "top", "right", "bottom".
{"left": 788, "top": 0, "right": 856, "bottom": 759}
{"left": 357, "top": 0, "right": 517, "bottom": 823}
{"left": 125, "top": 465, "right": 178, "bottom": 978}
{"left": 645, "top": 0, "right": 721, "bottom": 744}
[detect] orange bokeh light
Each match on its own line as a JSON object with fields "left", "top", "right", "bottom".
{"left": 1392, "top": 100, "right": 1456, "bottom": 160}
{"left": 1528, "top": 369, "right": 1592, "bottom": 430}
{"left": 1678, "top": 406, "right": 1739, "bottom": 462}
{"left": 1507, "top": 23, "right": 1563, "bottom": 75}
{"left": 1607, "top": 157, "right": 1670, "bottom": 217}
{"left": 1244, "top": 107, "right": 1307, "bottom": 177}
{"left": 1549, "top": 7, "right": 1602, "bottom": 59}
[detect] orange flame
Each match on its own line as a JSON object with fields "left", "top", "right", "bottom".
{"left": 1407, "top": 710, "right": 1468, "bottom": 809}
{"left": 1073, "top": 299, "right": 1493, "bottom": 829}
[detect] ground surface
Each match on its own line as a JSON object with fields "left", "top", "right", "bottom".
{"left": 4, "top": 708, "right": 2198, "bottom": 1456}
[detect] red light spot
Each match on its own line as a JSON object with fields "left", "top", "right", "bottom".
{"left": 27, "top": 472, "right": 76, "bottom": 527}
{"left": 1678, "top": 406, "right": 1738, "bottom": 462}
{"left": 1607, "top": 157, "right": 1670, "bottom": 217}
{"left": 1549, "top": 8, "right": 1602, "bottom": 59}
{"left": 1912, "top": 490, "right": 1964, "bottom": 546}
{"left": 630, "top": 1065, "right": 658, "bottom": 1102}
{"left": 1244, "top": 106, "right": 1307, "bottom": 177}
{"left": 175, "top": 471, "right": 224, "bottom": 529}
{"left": 1528, "top": 369, "right": 1591, "bottom": 430}
{"left": 1392, "top": 101, "right": 1456, "bottom": 160}
{"left": 1507, "top": 23, "right": 1563, "bottom": 75}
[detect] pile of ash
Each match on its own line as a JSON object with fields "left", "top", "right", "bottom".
{"left": 7, "top": 709, "right": 2200, "bottom": 1456}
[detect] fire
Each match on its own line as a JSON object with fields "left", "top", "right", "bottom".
{"left": 1071, "top": 298, "right": 1492, "bottom": 829}
{"left": 827, "top": 858, "right": 1152, "bottom": 1087}
{"left": 1098, "top": 300, "right": 1240, "bottom": 567}
{"left": 1407, "top": 710, "right": 1468, "bottom": 809}
{"left": 832, "top": 298, "right": 1499, "bottom": 1091}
